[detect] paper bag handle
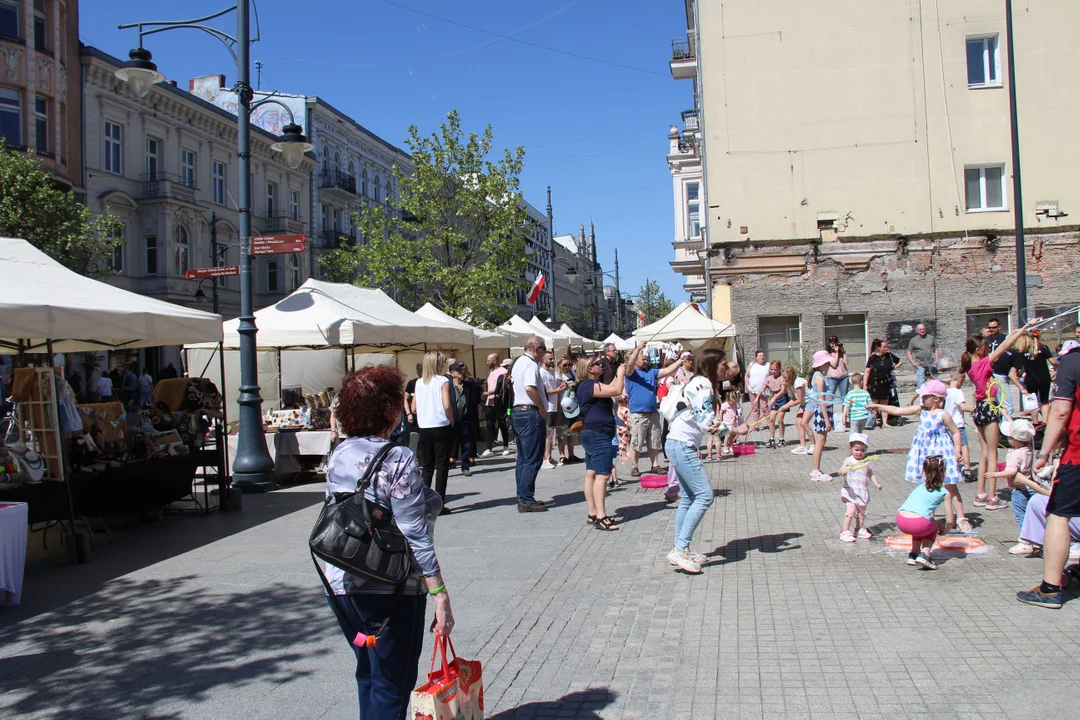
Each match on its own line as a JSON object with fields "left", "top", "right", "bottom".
{"left": 428, "top": 632, "right": 453, "bottom": 682}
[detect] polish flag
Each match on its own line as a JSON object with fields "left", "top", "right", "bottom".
{"left": 526, "top": 272, "right": 546, "bottom": 305}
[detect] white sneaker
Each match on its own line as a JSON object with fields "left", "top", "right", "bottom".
{"left": 1009, "top": 542, "right": 1037, "bottom": 556}
{"left": 501, "top": 448, "right": 511, "bottom": 456}
{"left": 545, "top": 460, "right": 558, "bottom": 470}
{"left": 721, "top": 446, "right": 733, "bottom": 457}
{"left": 480, "top": 449, "right": 493, "bottom": 458}
{"left": 684, "top": 547, "right": 707, "bottom": 563}
{"left": 666, "top": 547, "right": 702, "bottom": 574}
{"left": 810, "top": 470, "right": 831, "bottom": 481}
{"left": 839, "top": 531, "right": 856, "bottom": 543}
{"left": 791, "top": 445, "right": 810, "bottom": 455}
{"left": 1070, "top": 542, "right": 1080, "bottom": 561}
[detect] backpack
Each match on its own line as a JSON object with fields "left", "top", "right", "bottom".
{"left": 495, "top": 371, "right": 513, "bottom": 412}
{"left": 659, "top": 379, "right": 689, "bottom": 423}
{"left": 445, "top": 375, "right": 461, "bottom": 421}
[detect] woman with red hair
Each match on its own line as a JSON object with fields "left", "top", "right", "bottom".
{"left": 324, "top": 365, "right": 453, "bottom": 720}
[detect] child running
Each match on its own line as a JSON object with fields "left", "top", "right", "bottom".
{"left": 838, "top": 432, "right": 882, "bottom": 542}
{"left": 763, "top": 361, "right": 786, "bottom": 448}
{"left": 843, "top": 374, "right": 872, "bottom": 433}
{"left": 870, "top": 379, "right": 972, "bottom": 532}
{"left": 896, "top": 456, "right": 955, "bottom": 569}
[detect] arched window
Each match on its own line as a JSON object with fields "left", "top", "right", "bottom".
{"left": 384, "top": 177, "right": 391, "bottom": 205}
{"left": 322, "top": 144, "right": 330, "bottom": 166}
{"left": 175, "top": 225, "right": 189, "bottom": 276}
{"left": 348, "top": 159, "right": 355, "bottom": 178}
{"left": 333, "top": 151, "right": 341, "bottom": 172}
{"left": 374, "top": 175, "right": 381, "bottom": 203}
{"left": 361, "top": 168, "right": 368, "bottom": 197}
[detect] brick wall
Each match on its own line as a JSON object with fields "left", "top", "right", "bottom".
{"left": 722, "top": 231, "right": 1080, "bottom": 379}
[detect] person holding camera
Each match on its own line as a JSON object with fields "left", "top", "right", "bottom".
{"left": 825, "top": 336, "right": 850, "bottom": 425}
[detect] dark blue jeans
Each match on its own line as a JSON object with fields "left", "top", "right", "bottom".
{"left": 326, "top": 593, "right": 428, "bottom": 720}
{"left": 458, "top": 420, "right": 475, "bottom": 471}
{"left": 511, "top": 407, "right": 545, "bottom": 503}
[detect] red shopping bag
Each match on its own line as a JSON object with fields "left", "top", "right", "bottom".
{"left": 410, "top": 634, "right": 484, "bottom": 720}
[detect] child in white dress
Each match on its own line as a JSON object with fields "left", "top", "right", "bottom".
{"left": 838, "top": 433, "right": 882, "bottom": 542}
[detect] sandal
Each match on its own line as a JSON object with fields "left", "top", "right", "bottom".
{"left": 586, "top": 515, "right": 597, "bottom": 525}
{"left": 649, "top": 465, "right": 665, "bottom": 474}
{"left": 630, "top": 468, "right": 641, "bottom": 478}
{"left": 957, "top": 517, "right": 974, "bottom": 533}
{"left": 594, "top": 516, "right": 620, "bottom": 531}
{"left": 765, "top": 439, "right": 775, "bottom": 449}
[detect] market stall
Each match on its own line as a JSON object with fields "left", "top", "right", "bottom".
{"left": 631, "top": 302, "right": 738, "bottom": 357}
{"left": 601, "top": 333, "right": 635, "bottom": 351}
{"left": 500, "top": 315, "right": 570, "bottom": 356}
{"left": 557, "top": 323, "right": 601, "bottom": 352}
{"left": 0, "top": 237, "right": 224, "bottom": 559}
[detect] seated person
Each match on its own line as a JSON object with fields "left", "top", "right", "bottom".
{"left": 1017, "top": 492, "right": 1080, "bottom": 562}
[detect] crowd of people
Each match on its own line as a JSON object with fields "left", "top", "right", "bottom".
{"left": 319, "top": 321, "right": 1080, "bottom": 718}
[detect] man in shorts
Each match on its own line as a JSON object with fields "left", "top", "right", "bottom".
{"left": 538, "top": 350, "right": 568, "bottom": 469}
{"left": 1017, "top": 342, "right": 1080, "bottom": 608}
{"left": 624, "top": 341, "right": 685, "bottom": 476}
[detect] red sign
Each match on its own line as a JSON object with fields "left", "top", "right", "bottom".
{"left": 185, "top": 265, "right": 240, "bottom": 279}
{"left": 252, "top": 234, "right": 306, "bottom": 255}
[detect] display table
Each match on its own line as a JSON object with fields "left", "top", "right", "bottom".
{"left": 72, "top": 456, "right": 199, "bottom": 517}
{"left": 227, "top": 430, "right": 333, "bottom": 480}
{"left": 0, "top": 502, "right": 28, "bottom": 606}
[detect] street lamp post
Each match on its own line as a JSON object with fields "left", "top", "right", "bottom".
{"left": 116, "top": 4, "right": 313, "bottom": 491}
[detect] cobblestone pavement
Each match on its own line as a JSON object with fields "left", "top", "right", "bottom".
{"left": 2, "top": 420, "right": 1079, "bottom": 719}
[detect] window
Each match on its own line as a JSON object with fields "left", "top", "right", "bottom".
{"left": 687, "top": 182, "right": 699, "bottom": 202}
{"left": 266, "top": 259, "right": 279, "bottom": 293}
{"left": 966, "top": 308, "right": 1011, "bottom": 338}
{"left": 266, "top": 181, "right": 277, "bottom": 215}
{"left": 33, "top": 96, "right": 47, "bottom": 153}
{"left": 145, "top": 235, "right": 158, "bottom": 275}
{"left": 374, "top": 175, "right": 381, "bottom": 203}
{"left": 212, "top": 160, "right": 226, "bottom": 205}
{"left": 0, "top": 87, "right": 20, "bottom": 147}
{"left": 824, "top": 313, "right": 868, "bottom": 370}
{"left": 181, "top": 148, "right": 196, "bottom": 188}
{"left": 289, "top": 190, "right": 299, "bottom": 220}
{"left": 104, "top": 121, "right": 122, "bottom": 174}
{"left": 966, "top": 36, "right": 1000, "bottom": 88}
{"left": 361, "top": 168, "right": 367, "bottom": 197}
{"left": 348, "top": 159, "right": 355, "bottom": 179}
{"left": 174, "top": 226, "right": 189, "bottom": 276}
{"left": 145, "top": 137, "right": 160, "bottom": 179}
{"left": 964, "top": 164, "right": 1006, "bottom": 212}
{"left": 32, "top": 0, "right": 47, "bottom": 53}
{"left": 289, "top": 254, "right": 300, "bottom": 290}
{"left": 108, "top": 224, "right": 125, "bottom": 273}
{"left": 320, "top": 203, "right": 329, "bottom": 230}
{"left": 0, "top": 0, "right": 19, "bottom": 41}
{"left": 331, "top": 207, "right": 340, "bottom": 231}
{"left": 758, "top": 315, "right": 801, "bottom": 369}
{"left": 333, "top": 151, "right": 340, "bottom": 172}
{"left": 384, "top": 178, "right": 391, "bottom": 205}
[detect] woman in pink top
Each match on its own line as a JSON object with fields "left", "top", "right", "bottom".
{"left": 960, "top": 318, "right": 1039, "bottom": 508}
{"left": 825, "top": 336, "right": 849, "bottom": 425}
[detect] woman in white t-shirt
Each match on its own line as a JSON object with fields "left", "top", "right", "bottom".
{"left": 746, "top": 350, "right": 771, "bottom": 426}
{"left": 412, "top": 350, "right": 454, "bottom": 511}
{"left": 775, "top": 365, "right": 810, "bottom": 454}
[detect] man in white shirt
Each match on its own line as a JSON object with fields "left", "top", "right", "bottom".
{"left": 539, "top": 350, "right": 568, "bottom": 469}
{"left": 511, "top": 336, "right": 549, "bottom": 512}
{"left": 97, "top": 373, "right": 114, "bottom": 402}
{"left": 481, "top": 354, "right": 510, "bottom": 457}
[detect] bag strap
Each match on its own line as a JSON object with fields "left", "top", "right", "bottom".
{"left": 429, "top": 632, "right": 453, "bottom": 682}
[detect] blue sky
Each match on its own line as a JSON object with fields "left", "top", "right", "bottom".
{"left": 80, "top": 0, "right": 692, "bottom": 301}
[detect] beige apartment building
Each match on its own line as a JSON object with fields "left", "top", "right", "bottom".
{"left": 0, "top": 0, "right": 81, "bottom": 192}
{"left": 671, "top": 0, "right": 1080, "bottom": 371}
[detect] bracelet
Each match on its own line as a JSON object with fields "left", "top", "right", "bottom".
{"left": 428, "top": 584, "right": 446, "bottom": 596}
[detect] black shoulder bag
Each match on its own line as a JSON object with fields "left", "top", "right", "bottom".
{"left": 310, "top": 441, "right": 415, "bottom": 647}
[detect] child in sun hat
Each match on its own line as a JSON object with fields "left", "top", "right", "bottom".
{"left": 984, "top": 418, "right": 1040, "bottom": 552}
{"left": 806, "top": 349, "right": 836, "bottom": 481}
{"left": 870, "top": 378, "right": 973, "bottom": 530}
{"left": 838, "top": 432, "right": 882, "bottom": 542}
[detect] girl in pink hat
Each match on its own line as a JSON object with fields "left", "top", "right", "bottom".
{"left": 870, "top": 379, "right": 973, "bottom": 531}
{"left": 807, "top": 350, "right": 836, "bottom": 480}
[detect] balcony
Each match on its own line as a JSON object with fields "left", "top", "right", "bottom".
{"left": 681, "top": 109, "right": 699, "bottom": 132}
{"left": 319, "top": 228, "right": 356, "bottom": 249}
{"left": 139, "top": 172, "right": 198, "bottom": 205}
{"left": 257, "top": 211, "right": 305, "bottom": 236}
{"left": 670, "top": 37, "right": 697, "bottom": 80}
{"left": 319, "top": 169, "right": 356, "bottom": 199}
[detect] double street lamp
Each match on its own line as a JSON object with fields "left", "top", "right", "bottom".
{"left": 116, "top": 4, "right": 313, "bottom": 491}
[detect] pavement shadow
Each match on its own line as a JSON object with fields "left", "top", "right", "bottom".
{"left": 704, "top": 532, "right": 804, "bottom": 566}
{"left": 0, "top": 576, "right": 326, "bottom": 718}
{"left": 617, "top": 489, "right": 731, "bottom": 523}
{"left": 488, "top": 688, "right": 617, "bottom": 719}
{"left": 5, "top": 488, "right": 326, "bottom": 629}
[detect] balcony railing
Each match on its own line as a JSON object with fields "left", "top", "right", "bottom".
{"left": 671, "top": 38, "right": 694, "bottom": 61}
{"left": 319, "top": 169, "right": 356, "bottom": 195}
{"left": 320, "top": 228, "right": 356, "bottom": 249}
{"left": 681, "top": 109, "right": 699, "bottom": 132}
{"left": 257, "top": 211, "right": 305, "bottom": 235}
{"left": 139, "top": 172, "right": 198, "bottom": 204}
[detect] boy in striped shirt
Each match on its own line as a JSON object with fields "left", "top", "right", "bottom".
{"left": 844, "top": 373, "right": 873, "bottom": 433}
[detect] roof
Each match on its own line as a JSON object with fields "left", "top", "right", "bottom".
{"left": 553, "top": 234, "right": 579, "bottom": 254}
{"left": 306, "top": 96, "right": 413, "bottom": 164}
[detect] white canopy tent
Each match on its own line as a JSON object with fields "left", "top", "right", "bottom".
{"left": 500, "top": 315, "right": 569, "bottom": 355}
{"left": 557, "top": 324, "right": 601, "bottom": 351}
{"left": 415, "top": 303, "right": 527, "bottom": 350}
{"left": 631, "top": 302, "right": 737, "bottom": 352}
{"left": 0, "top": 237, "right": 222, "bottom": 354}
{"left": 601, "top": 333, "right": 635, "bottom": 351}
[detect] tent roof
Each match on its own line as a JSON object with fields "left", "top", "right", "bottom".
{"left": 415, "top": 303, "right": 526, "bottom": 350}
{"left": 557, "top": 323, "right": 600, "bottom": 350}
{"left": 602, "top": 333, "right": 635, "bottom": 351}
{"left": 0, "top": 237, "right": 222, "bottom": 354}
{"left": 500, "top": 315, "right": 569, "bottom": 352}
{"left": 631, "top": 302, "right": 736, "bottom": 344}
{"left": 188, "top": 279, "right": 472, "bottom": 350}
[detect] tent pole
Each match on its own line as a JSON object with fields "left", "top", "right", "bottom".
{"left": 276, "top": 349, "right": 282, "bottom": 409}
{"left": 47, "top": 340, "right": 79, "bottom": 552}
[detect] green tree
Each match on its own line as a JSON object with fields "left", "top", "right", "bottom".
{"left": 635, "top": 279, "right": 676, "bottom": 326}
{"left": 0, "top": 141, "right": 121, "bottom": 276}
{"left": 321, "top": 110, "right": 528, "bottom": 328}
{"left": 554, "top": 304, "right": 595, "bottom": 335}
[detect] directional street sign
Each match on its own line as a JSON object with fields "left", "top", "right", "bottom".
{"left": 185, "top": 265, "right": 240, "bottom": 279}
{"left": 251, "top": 234, "right": 306, "bottom": 255}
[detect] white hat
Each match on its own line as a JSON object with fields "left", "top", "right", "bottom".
{"left": 1059, "top": 340, "right": 1080, "bottom": 357}
{"left": 501, "top": 358, "right": 512, "bottom": 368}
{"left": 1000, "top": 419, "right": 1036, "bottom": 443}
{"left": 560, "top": 390, "right": 580, "bottom": 419}
{"left": 848, "top": 432, "right": 869, "bottom": 447}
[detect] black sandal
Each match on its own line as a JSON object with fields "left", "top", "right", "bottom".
{"left": 594, "top": 516, "right": 620, "bottom": 531}
{"left": 586, "top": 515, "right": 597, "bottom": 525}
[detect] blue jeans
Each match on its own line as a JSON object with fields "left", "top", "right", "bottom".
{"left": 458, "top": 421, "right": 474, "bottom": 471}
{"left": 511, "top": 408, "right": 545, "bottom": 503}
{"left": 824, "top": 375, "right": 849, "bottom": 415}
{"left": 666, "top": 438, "right": 714, "bottom": 550}
{"left": 326, "top": 593, "right": 427, "bottom": 720}
{"left": 1012, "top": 487, "right": 1033, "bottom": 531}
{"left": 993, "top": 373, "right": 1015, "bottom": 415}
